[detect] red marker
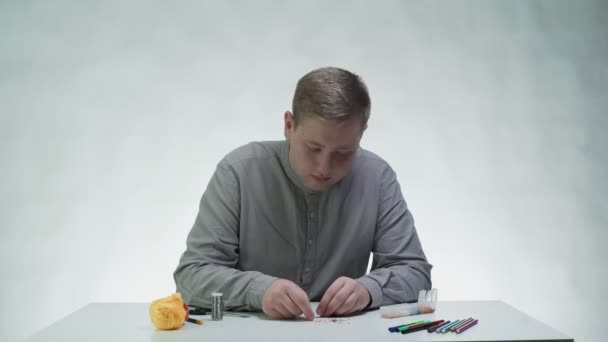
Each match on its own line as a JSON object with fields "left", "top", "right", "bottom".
{"left": 427, "top": 320, "right": 451, "bottom": 332}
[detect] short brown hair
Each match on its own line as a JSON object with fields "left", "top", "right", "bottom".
{"left": 292, "top": 67, "right": 371, "bottom": 128}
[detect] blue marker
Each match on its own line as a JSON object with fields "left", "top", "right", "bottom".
{"left": 438, "top": 319, "right": 461, "bottom": 333}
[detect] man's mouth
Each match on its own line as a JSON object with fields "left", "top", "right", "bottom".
{"left": 312, "top": 175, "right": 330, "bottom": 182}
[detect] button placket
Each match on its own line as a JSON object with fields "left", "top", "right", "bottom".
{"left": 302, "top": 193, "right": 318, "bottom": 288}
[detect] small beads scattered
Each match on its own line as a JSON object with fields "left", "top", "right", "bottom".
{"left": 313, "top": 318, "right": 351, "bottom": 324}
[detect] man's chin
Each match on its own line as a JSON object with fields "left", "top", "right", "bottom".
{"left": 305, "top": 181, "right": 333, "bottom": 192}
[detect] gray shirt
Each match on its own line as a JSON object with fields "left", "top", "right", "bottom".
{"left": 174, "top": 140, "right": 432, "bottom": 311}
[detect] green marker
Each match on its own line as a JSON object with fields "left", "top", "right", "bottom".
{"left": 397, "top": 320, "right": 431, "bottom": 332}
{"left": 389, "top": 320, "right": 428, "bottom": 332}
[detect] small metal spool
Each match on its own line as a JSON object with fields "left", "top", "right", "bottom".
{"left": 211, "top": 292, "right": 224, "bottom": 321}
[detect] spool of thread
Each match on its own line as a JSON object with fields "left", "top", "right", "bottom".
{"left": 212, "top": 292, "right": 224, "bottom": 321}
{"left": 149, "top": 293, "right": 189, "bottom": 330}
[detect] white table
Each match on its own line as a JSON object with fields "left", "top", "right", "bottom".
{"left": 25, "top": 300, "right": 573, "bottom": 342}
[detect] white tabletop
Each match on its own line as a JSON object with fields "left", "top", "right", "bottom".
{"left": 25, "top": 300, "right": 572, "bottom": 342}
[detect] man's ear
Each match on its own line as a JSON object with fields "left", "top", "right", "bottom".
{"left": 284, "top": 111, "right": 295, "bottom": 139}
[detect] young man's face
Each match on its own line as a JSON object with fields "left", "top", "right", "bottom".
{"left": 284, "top": 111, "right": 366, "bottom": 192}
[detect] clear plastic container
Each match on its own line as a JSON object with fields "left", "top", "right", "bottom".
{"left": 379, "top": 288, "right": 438, "bottom": 318}
{"left": 417, "top": 288, "right": 437, "bottom": 314}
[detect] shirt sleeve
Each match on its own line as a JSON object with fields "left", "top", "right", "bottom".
{"left": 355, "top": 166, "right": 433, "bottom": 308}
{"left": 173, "top": 162, "right": 277, "bottom": 311}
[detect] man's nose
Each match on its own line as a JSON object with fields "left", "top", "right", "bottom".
{"left": 317, "top": 155, "right": 332, "bottom": 176}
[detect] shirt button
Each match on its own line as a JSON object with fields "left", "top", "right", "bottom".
{"left": 305, "top": 267, "right": 311, "bottom": 272}
{"left": 308, "top": 239, "right": 313, "bottom": 245}
{"left": 309, "top": 212, "right": 315, "bottom": 218}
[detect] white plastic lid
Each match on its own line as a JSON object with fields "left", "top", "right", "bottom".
{"left": 212, "top": 292, "right": 223, "bottom": 297}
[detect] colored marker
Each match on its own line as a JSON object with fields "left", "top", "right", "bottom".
{"left": 186, "top": 317, "right": 203, "bottom": 325}
{"left": 456, "top": 319, "right": 478, "bottom": 333}
{"left": 427, "top": 320, "right": 451, "bottom": 333}
{"left": 436, "top": 319, "right": 460, "bottom": 333}
{"left": 388, "top": 320, "right": 428, "bottom": 332}
{"left": 397, "top": 321, "right": 432, "bottom": 332}
{"left": 401, "top": 320, "right": 444, "bottom": 334}
{"left": 188, "top": 307, "right": 208, "bottom": 315}
{"left": 450, "top": 317, "right": 473, "bottom": 331}
{"left": 437, "top": 319, "right": 461, "bottom": 333}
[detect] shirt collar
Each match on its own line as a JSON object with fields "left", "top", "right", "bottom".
{"left": 280, "top": 140, "right": 314, "bottom": 194}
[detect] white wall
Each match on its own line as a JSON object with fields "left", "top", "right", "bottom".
{"left": 1, "top": 1, "right": 606, "bottom": 341}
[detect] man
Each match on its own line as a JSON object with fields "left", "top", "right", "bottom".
{"left": 174, "top": 66, "right": 432, "bottom": 320}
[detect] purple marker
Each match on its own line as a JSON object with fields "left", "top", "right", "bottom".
{"left": 456, "top": 319, "right": 479, "bottom": 333}
{"left": 450, "top": 318, "right": 473, "bottom": 331}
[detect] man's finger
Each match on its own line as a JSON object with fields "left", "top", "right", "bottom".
{"left": 334, "top": 291, "right": 358, "bottom": 316}
{"left": 287, "top": 286, "right": 314, "bottom": 320}
{"left": 323, "top": 285, "right": 352, "bottom": 316}
{"left": 317, "top": 278, "right": 345, "bottom": 315}
{"left": 266, "top": 306, "right": 283, "bottom": 320}
{"left": 278, "top": 300, "right": 300, "bottom": 318}
{"left": 281, "top": 291, "right": 306, "bottom": 317}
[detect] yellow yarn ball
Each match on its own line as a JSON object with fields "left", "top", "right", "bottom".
{"left": 149, "top": 293, "right": 188, "bottom": 330}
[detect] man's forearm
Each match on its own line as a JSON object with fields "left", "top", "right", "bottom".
{"left": 174, "top": 260, "right": 277, "bottom": 311}
{"left": 357, "top": 261, "right": 432, "bottom": 308}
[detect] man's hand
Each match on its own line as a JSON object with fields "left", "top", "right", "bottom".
{"left": 316, "top": 277, "right": 371, "bottom": 317}
{"left": 261, "top": 279, "right": 315, "bottom": 320}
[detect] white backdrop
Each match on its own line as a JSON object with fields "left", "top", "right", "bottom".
{"left": 1, "top": 1, "right": 606, "bottom": 341}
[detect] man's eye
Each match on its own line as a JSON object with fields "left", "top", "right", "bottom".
{"left": 308, "top": 147, "right": 321, "bottom": 153}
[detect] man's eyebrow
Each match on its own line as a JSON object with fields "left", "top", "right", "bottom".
{"left": 306, "top": 140, "right": 356, "bottom": 152}
{"left": 306, "top": 140, "right": 323, "bottom": 147}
